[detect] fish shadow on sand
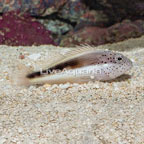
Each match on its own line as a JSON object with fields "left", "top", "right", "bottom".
{"left": 105, "top": 74, "right": 132, "bottom": 83}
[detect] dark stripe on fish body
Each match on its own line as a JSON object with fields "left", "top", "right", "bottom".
{"left": 26, "top": 59, "right": 79, "bottom": 79}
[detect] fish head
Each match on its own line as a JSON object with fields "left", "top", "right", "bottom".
{"left": 95, "top": 51, "right": 133, "bottom": 80}
{"left": 113, "top": 52, "right": 133, "bottom": 71}
{"left": 103, "top": 52, "right": 133, "bottom": 80}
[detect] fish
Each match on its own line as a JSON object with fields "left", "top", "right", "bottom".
{"left": 17, "top": 45, "right": 133, "bottom": 86}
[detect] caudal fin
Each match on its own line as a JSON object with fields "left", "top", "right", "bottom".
{"left": 12, "top": 64, "right": 32, "bottom": 86}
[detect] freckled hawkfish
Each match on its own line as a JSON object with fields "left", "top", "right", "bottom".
{"left": 18, "top": 45, "right": 133, "bottom": 85}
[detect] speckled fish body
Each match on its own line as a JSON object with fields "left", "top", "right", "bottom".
{"left": 23, "top": 46, "right": 133, "bottom": 85}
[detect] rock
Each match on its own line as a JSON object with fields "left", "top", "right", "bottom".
{"left": 58, "top": 0, "right": 86, "bottom": 22}
{"left": 0, "top": 0, "right": 144, "bottom": 47}
{"left": 108, "top": 20, "right": 144, "bottom": 42}
{"left": 60, "top": 20, "right": 144, "bottom": 47}
{"left": 39, "top": 19, "right": 73, "bottom": 35}
{"left": 0, "top": 11, "right": 56, "bottom": 46}
{"left": 82, "top": 0, "right": 144, "bottom": 24}
{"left": 60, "top": 26, "right": 108, "bottom": 47}
{"left": 38, "top": 19, "right": 73, "bottom": 43}
{"left": 75, "top": 10, "right": 109, "bottom": 30}
{"left": 0, "top": 0, "right": 67, "bottom": 16}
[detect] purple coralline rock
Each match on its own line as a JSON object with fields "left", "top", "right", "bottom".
{"left": 0, "top": 11, "right": 56, "bottom": 46}
{"left": 60, "top": 20, "right": 144, "bottom": 47}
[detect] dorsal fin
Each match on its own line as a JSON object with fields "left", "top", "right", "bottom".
{"left": 64, "top": 44, "right": 96, "bottom": 58}
{"left": 46, "top": 44, "right": 98, "bottom": 69}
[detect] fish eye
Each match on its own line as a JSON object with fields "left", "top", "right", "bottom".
{"left": 117, "top": 57, "right": 122, "bottom": 61}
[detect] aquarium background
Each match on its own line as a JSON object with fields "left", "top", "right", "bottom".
{"left": 0, "top": 0, "right": 144, "bottom": 48}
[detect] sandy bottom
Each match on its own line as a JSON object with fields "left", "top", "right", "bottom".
{"left": 0, "top": 39, "right": 144, "bottom": 143}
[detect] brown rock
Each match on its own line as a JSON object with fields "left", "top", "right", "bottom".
{"left": 60, "top": 20, "right": 144, "bottom": 47}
